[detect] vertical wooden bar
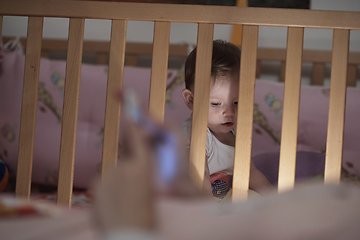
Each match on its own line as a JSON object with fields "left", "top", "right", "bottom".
{"left": 312, "top": 63, "right": 325, "bottom": 86}
{"left": 57, "top": 18, "right": 85, "bottom": 206}
{"left": 346, "top": 64, "right": 357, "bottom": 87}
{"left": 278, "top": 27, "right": 304, "bottom": 192}
{"left": 233, "top": 25, "right": 258, "bottom": 201}
{"left": 0, "top": 16, "right": 3, "bottom": 40}
{"left": 148, "top": 21, "right": 171, "bottom": 123}
{"left": 15, "top": 17, "right": 43, "bottom": 199}
{"left": 189, "top": 23, "right": 214, "bottom": 190}
{"left": 101, "top": 19, "right": 127, "bottom": 175}
{"left": 325, "top": 29, "right": 350, "bottom": 184}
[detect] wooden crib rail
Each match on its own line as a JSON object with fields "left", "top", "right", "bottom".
{"left": 257, "top": 48, "right": 360, "bottom": 86}
{"left": 1, "top": 0, "right": 360, "bottom": 205}
{"left": 3, "top": 37, "right": 358, "bottom": 86}
{"left": 325, "top": 30, "right": 350, "bottom": 184}
{"left": 101, "top": 20, "right": 127, "bottom": 176}
{"left": 233, "top": 25, "right": 259, "bottom": 200}
{"left": 148, "top": 21, "right": 171, "bottom": 123}
{"left": 277, "top": 27, "right": 304, "bottom": 192}
{"left": 57, "top": 18, "right": 85, "bottom": 205}
{"left": 2, "top": 0, "right": 360, "bottom": 30}
{"left": 188, "top": 23, "right": 214, "bottom": 189}
{"left": 1, "top": 37, "right": 190, "bottom": 66}
{"left": 0, "top": 16, "right": 2, "bottom": 40}
{"left": 15, "top": 17, "right": 44, "bottom": 199}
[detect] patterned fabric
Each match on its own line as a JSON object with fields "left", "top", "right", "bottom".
{"left": 0, "top": 50, "right": 179, "bottom": 189}
{"left": 212, "top": 180, "right": 230, "bottom": 199}
{"left": 210, "top": 171, "right": 232, "bottom": 199}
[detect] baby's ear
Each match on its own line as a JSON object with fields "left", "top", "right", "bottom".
{"left": 181, "top": 89, "right": 194, "bottom": 111}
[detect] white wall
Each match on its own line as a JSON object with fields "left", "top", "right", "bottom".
{"left": 257, "top": 0, "right": 360, "bottom": 51}
{"left": 2, "top": 0, "right": 360, "bottom": 51}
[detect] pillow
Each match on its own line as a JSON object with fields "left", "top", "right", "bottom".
{"left": 0, "top": 51, "right": 180, "bottom": 189}
{"left": 252, "top": 80, "right": 283, "bottom": 156}
{"left": 253, "top": 80, "right": 360, "bottom": 177}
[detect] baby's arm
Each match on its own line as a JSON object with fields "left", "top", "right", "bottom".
{"left": 249, "top": 160, "right": 276, "bottom": 195}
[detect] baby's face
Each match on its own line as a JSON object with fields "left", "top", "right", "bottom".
{"left": 207, "top": 74, "right": 239, "bottom": 136}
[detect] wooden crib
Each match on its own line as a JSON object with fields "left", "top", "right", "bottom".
{"left": 3, "top": 37, "right": 359, "bottom": 86}
{"left": 1, "top": 0, "right": 359, "bottom": 206}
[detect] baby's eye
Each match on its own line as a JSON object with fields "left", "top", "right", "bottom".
{"left": 233, "top": 101, "right": 238, "bottom": 105}
{"left": 211, "top": 102, "right": 220, "bottom": 106}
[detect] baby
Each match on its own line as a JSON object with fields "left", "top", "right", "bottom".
{"left": 181, "top": 40, "right": 274, "bottom": 198}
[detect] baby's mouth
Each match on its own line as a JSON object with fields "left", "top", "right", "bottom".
{"left": 221, "top": 122, "right": 234, "bottom": 127}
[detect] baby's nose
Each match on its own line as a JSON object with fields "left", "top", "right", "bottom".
{"left": 222, "top": 105, "right": 235, "bottom": 116}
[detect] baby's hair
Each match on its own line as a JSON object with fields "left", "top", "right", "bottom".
{"left": 184, "top": 39, "right": 241, "bottom": 90}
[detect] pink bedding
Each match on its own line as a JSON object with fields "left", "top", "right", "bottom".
{"left": 0, "top": 51, "right": 183, "bottom": 189}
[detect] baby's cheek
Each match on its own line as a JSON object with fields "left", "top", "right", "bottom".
{"left": 207, "top": 110, "right": 218, "bottom": 122}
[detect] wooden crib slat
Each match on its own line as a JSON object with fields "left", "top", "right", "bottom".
{"left": 101, "top": 19, "right": 127, "bottom": 175}
{"left": 325, "top": 29, "right": 350, "bottom": 184}
{"left": 148, "top": 21, "right": 171, "bottom": 123}
{"left": 2, "top": 1, "right": 360, "bottom": 30}
{"left": 189, "top": 23, "right": 214, "bottom": 190}
{"left": 312, "top": 63, "right": 325, "bottom": 86}
{"left": 233, "top": 25, "right": 258, "bottom": 201}
{"left": 15, "top": 17, "right": 43, "bottom": 199}
{"left": 278, "top": 27, "right": 304, "bottom": 192}
{"left": 0, "top": 16, "right": 3, "bottom": 40}
{"left": 57, "top": 18, "right": 85, "bottom": 206}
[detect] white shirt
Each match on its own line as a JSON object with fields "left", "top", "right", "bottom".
{"left": 182, "top": 117, "right": 234, "bottom": 175}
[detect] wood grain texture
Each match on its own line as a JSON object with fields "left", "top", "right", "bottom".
{"left": 0, "top": 16, "right": 3, "bottom": 40}
{"left": 189, "top": 23, "right": 214, "bottom": 190}
{"left": 101, "top": 20, "right": 127, "bottom": 176}
{"left": 15, "top": 17, "right": 43, "bottom": 199}
{"left": 57, "top": 18, "right": 85, "bottom": 206}
{"left": 233, "top": 25, "right": 258, "bottom": 201}
{"left": 148, "top": 21, "right": 170, "bottom": 123}
{"left": 1, "top": 0, "right": 360, "bottom": 30}
{"left": 257, "top": 48, "right": 360, "bottom": 64}
{"left": 278, "top": 27, "right": 304, "bottom": 192}
{"left": 325, "top": 29, "right": 350, "bottom": 184}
